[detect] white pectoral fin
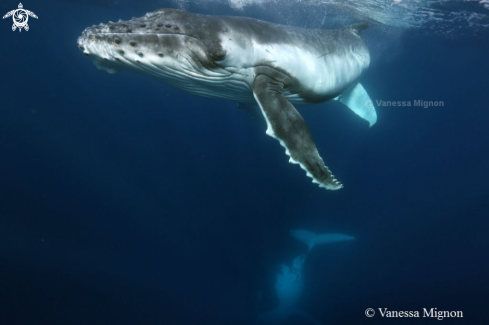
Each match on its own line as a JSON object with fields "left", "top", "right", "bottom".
{"left": 291, "top": 229, "right": 354, "bottom": 251}
{"left": 336, "top": 82, "right": 377, "bottom": 127}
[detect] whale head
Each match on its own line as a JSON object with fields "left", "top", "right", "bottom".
{"left": 77, "top": 9, "right": 228, "bottom": 81}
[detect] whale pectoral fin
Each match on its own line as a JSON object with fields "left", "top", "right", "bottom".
{"left": 252, "top": 74, "right": 342, "bottom": 190}
{"left": 336, "top": 82, "right": 377, "bottom": 127}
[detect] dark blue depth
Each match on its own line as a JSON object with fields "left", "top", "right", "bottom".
{"left": 0, "top": 1, "right": 488, "bottom": 324}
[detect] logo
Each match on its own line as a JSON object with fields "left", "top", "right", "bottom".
{"left": 365, "top": 308, "right": 375, "bottom": 317}
{"left": 3, "top": 3, "right": 38, "bottom": 32}
{"left": 364, "top": 100, "right": 374, "bottom": 109}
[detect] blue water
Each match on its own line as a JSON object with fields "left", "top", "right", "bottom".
{"left": 1, "top": 1, "right": 488, "bottom": 324}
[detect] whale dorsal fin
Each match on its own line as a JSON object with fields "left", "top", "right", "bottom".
{"left": 252, "top": 74, "right": 342, "bottom": 190}
{"left": 335, "top": 82, "right": 377, "bottom": 127}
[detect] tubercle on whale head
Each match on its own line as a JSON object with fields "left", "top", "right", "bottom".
{"left": 79, "top": 9, "right": 187, "bottom": 40}
{"left": 76, "top": 9, "right": 226, "bottom": 75}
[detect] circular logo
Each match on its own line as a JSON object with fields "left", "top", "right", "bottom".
{"left": 365, "top": 100, "right": 373, "bottom": 109}
{"left": 13, "top": 9, "right": 28, "bottom": 28}
{"left": 365, "top": 308, "right": 375, "bottom": 317}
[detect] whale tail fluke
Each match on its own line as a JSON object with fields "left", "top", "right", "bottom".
{"left": 290, "top": 229, "right": 317, "bottom": 251}
{"left": 290, "top": 229, "right": 354, "bottom": 251}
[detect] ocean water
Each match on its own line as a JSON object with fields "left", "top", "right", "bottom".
{"left": 1, "top": 1, "right": 488, "bottom": 324}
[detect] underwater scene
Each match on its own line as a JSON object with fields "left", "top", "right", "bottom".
{"left": 1, "top": 0, "right": 488, "bottom": 324}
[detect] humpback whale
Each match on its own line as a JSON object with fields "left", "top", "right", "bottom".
{"left": 258, "top": 229, "right": 355, "bottom": 324}
{"left": 77, "top": 9, "right": 376, "bottom": 190}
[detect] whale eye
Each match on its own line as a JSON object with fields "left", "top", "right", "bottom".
{"left": 210, "top": 48, "right": 226, "bottom": 61}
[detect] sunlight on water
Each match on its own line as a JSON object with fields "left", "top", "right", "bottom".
{"left": 171, "top": 0, "right": 489, "bottom": 37}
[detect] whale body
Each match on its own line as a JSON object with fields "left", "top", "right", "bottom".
{"left": 258, "top": 229, "right": 355, "bottom": 324}
{"left": 77, "top": 9, "right": 376, "bottom": 190}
